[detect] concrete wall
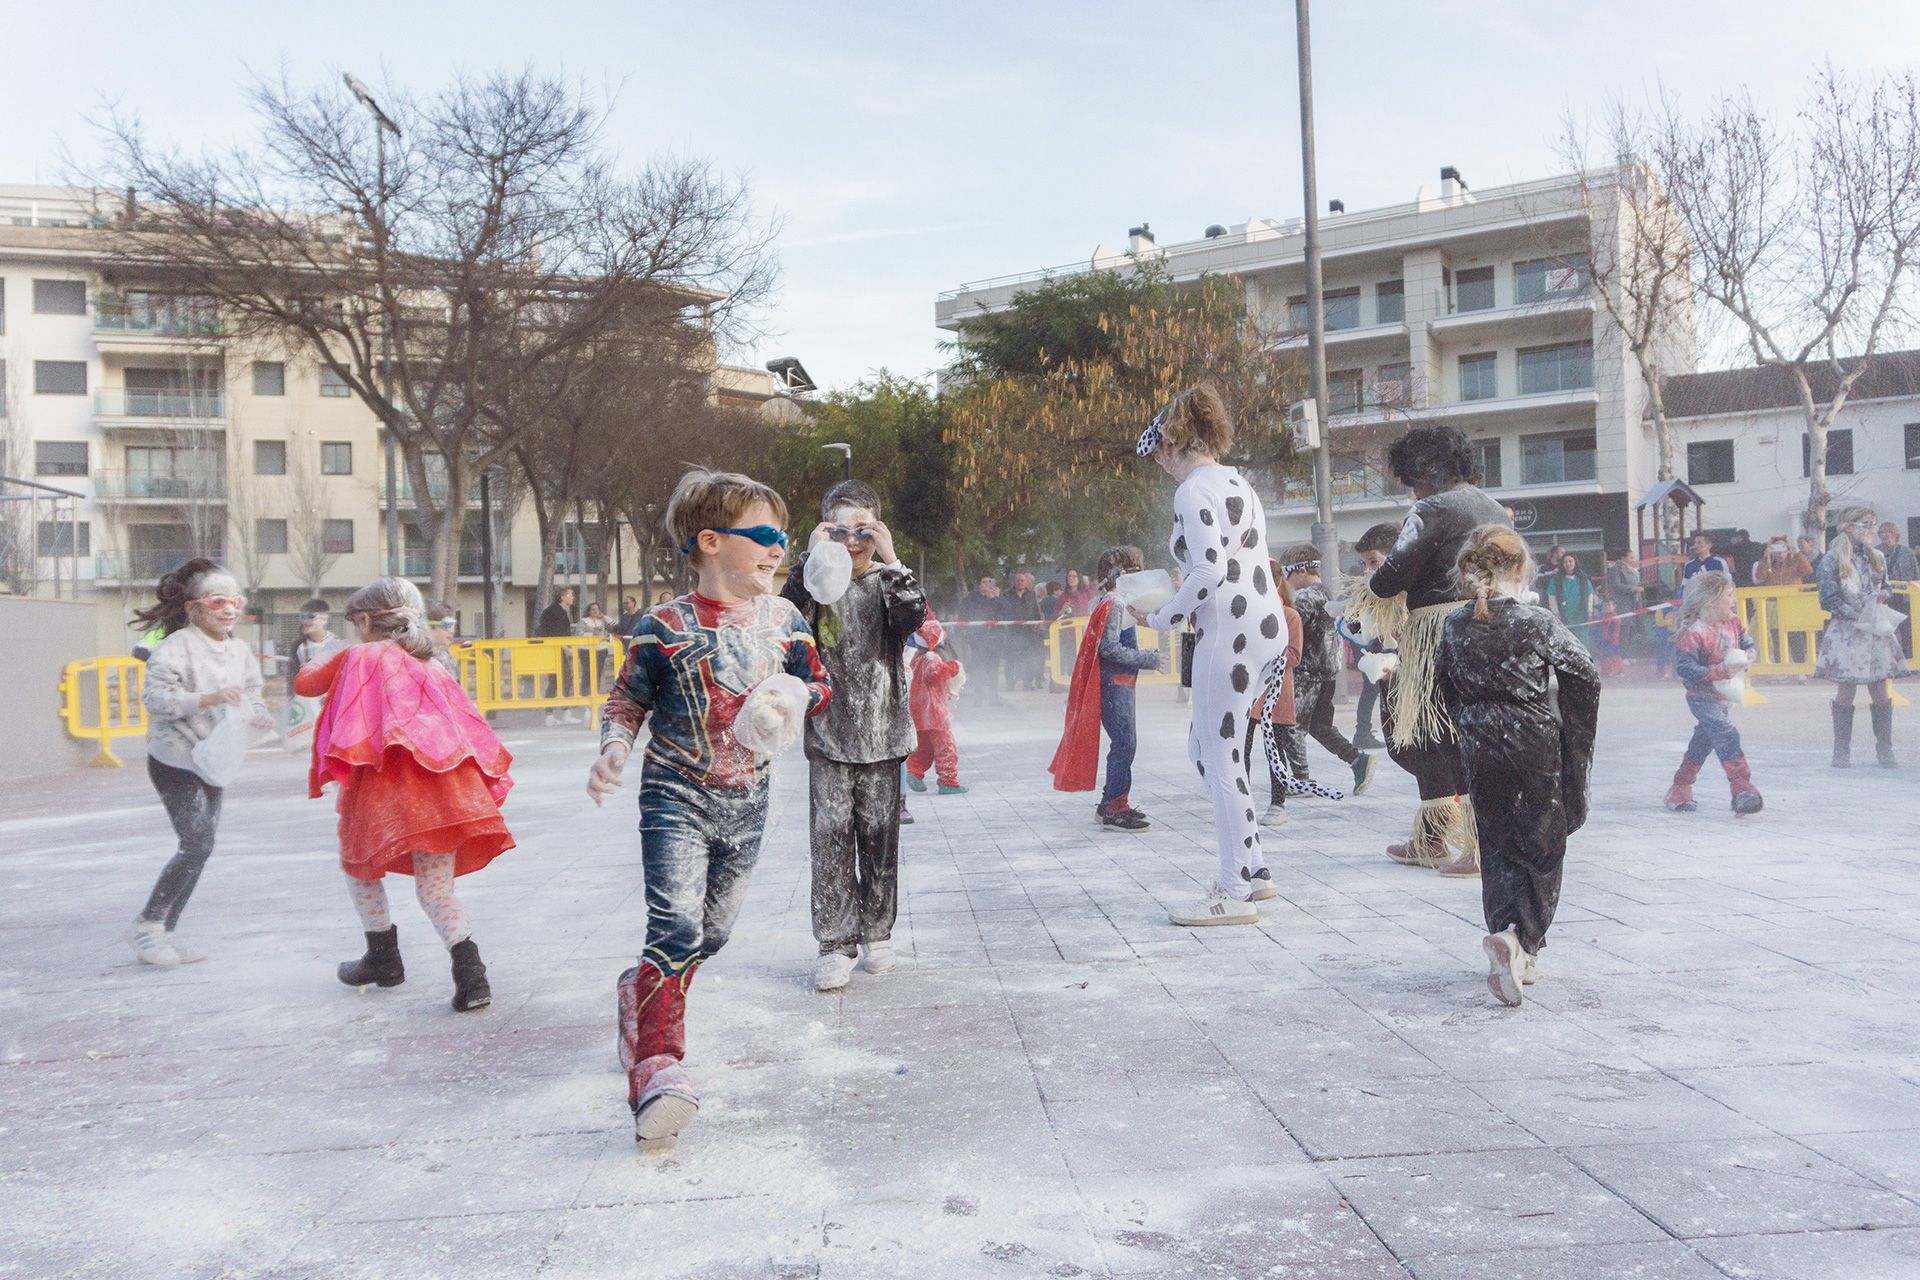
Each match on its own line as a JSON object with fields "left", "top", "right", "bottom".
{"left": 0, "top": 594, "right": 111, "bottom": 779}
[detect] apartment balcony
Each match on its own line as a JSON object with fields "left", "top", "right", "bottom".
{"left": 93, "top": 303, "right": 224, "bottom": 353}
{"left": 95, "top": 469, "right": 228, "bottom": 503}
{"left": 95, "top": 548, "right": 214, "bottom": 583}
{"left": 94, "top": 388, "right": 227, "bottom": 432}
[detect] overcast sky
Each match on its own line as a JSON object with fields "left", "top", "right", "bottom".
{"left": 5, "top": 1, "right": 1918, "bottom": 391}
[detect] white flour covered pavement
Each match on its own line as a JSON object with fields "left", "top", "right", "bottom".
{"left": 3, "top": 681, "right": 1920, "bottom": 1279}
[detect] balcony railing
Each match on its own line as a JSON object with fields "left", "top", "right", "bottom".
{"left": 96, "top": 548, "right": 219, "bottom": 580}
{"left": 93, "top": 304, "right": 223, "bottom": 337}
{"left": 95, "top": 469, "right": 228, "bottom": 501}
{"left": 95, "top": 389, "right": 226, "bottom": 419}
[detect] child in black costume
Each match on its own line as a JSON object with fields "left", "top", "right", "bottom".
{"left": 1436, "top": 526, "right": 1601, "bottom": 1008}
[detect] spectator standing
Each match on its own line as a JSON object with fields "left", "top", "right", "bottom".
{"left": 957, "top": 575, "right": 1004, "bottom": 704}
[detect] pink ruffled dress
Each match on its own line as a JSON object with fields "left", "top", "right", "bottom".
{"left": 299, "top": 641, "right": 515, "bottom": 881}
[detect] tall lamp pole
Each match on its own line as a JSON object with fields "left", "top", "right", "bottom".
{"left": 345, "top": 74, "right": 403, "bottom": 578}
{"left": 1294, "top": 1, "right": 1339, "bottom": 574}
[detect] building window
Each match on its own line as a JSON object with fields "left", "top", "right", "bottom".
{"left": 1375, "top": 280, "right": 1404, "bottom": 325}
{"left": 1687, "top": 439, "right": 1737, "bottom": 485}
{"left": 1521, "top": 431, "right": 1598, "bottom": 485}
{"left": 255, "top": 440, "right": 288, "bottom": 476}
{"left": 1454, "top": 266, "right": 1495, "bottom": 312}
{"left": 256, "top": 519, "right": 289, "bottom": 555}
{"left": 36, "top": 520, "right": 90, "bottom": 556}
{"left": 322, "top": 518, "right": 355, "bottom": 554}
{"left": 1904, "top": 422, "right": 1920, "bottom": 469}
{"left": 1459, "top": 352, "right": 1498, "bottom": 401}
{"left": 32, "top": 278, "right": 87, "bottom": 315}
{"left": 1472, "top": 438, "right": 1502, "bottom": 488}
{"left": 1514, "top": 257, "right": 1588, "bottom": 303}
{"left": 1328, "top": 368, "right": 1363, "bottom": 415}
{"left": 319, "top": 366, "right": 351, "bottom": 397}
{"left": 34, "top": 360, "right": 87, "bottom": 395}
{"left": 321, "top": 442, "right": 353, "bottom": 475}
{"left": 1802, "top": 429, "right": 1854, "bottom": 477}
{"left": 253, "top": 361, "right": 286, "bottom": 396}
{"left": 35, "top": 441, "right": 88, "bottom": 476}
{"left": 1516, "top": 341, "right": 1593, "bottom": 394}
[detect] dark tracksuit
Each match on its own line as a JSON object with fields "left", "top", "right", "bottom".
{"left": 1095, "top": 592, "right": 1160, "bottom": 811}
{"left": 782, "top": 554, "right": 929, "bottom": 958}
{"left": 1436, "top": 599, "right": 1600, "bottom": 955}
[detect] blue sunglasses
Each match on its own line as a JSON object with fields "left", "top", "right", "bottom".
{"left": 679, "top": 525, "right": 790, "bottom": 555}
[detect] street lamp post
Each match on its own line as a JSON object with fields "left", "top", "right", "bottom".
{"left": 344, "top": 74, "right": 403, "bottom": 579}
{"left": 1294, "top": 1, "right": 1340, "bottom": 574}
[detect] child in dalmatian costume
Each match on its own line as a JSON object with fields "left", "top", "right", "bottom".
{"left": 1135, "top": 386, "right": 1340, "bottom": 928}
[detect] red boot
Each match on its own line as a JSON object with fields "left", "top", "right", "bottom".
{"left": 1723, "top": 757, "right": 1764, "bottom": 816}
{"left": 1665, "top": 757, "right": 1702, "bottom": 812}
{"left": 616, "top": 959, "right": 700, "bottom": 1149}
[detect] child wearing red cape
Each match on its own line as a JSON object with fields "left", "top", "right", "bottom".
{"left": 298, "top": 576, "right": 514, "bottom": 1012}
{"left": 1051, "top": 545, "right": 1165, "bottom": 830}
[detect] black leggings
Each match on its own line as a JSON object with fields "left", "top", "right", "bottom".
{"left": 141, "top": 757, "right": 224, "bottom": 929}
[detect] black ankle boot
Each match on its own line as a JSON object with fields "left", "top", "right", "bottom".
{"left": 1831, "top": 703, "right": 1855, "bottom": 768}
{"left": 1871, "top": 701, "right": 1898, "bottom": 768}
{"left": 449, "top": 938, "right": 491, "bottom": 1011}
{"left": 338, "top": 926, "right": 405, "bottom": 988}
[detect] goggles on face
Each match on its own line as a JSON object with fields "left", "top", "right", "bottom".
{"left": 679, "top": 525, "right": 789, "bottom": 555}
{"left": 190, "top": 594, "right": 247, "bottom": 612}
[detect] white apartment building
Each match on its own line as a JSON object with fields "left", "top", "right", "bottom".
{"left": 937, "top": 168, "right": 1692, "bottom": 563}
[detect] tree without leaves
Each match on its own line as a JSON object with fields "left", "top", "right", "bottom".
{"left": 91, "top": 68, "right": 777, "bottom": 600}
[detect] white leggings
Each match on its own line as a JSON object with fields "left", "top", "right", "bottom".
{"left": 1187, "top": 640, "right": 1279, "bottom": 900}
{"left": 346, "top": 853, "right": 472, "bottom": 948}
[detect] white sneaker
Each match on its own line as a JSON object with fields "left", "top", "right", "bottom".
{"left": 859, "top": 941, "right": 898, "bottom": 974}
{"left": 814, "top": 952, "right": 856, "bottom": 991}
{"left": 1483, "top": 928, "right": 1525, "bottom": 1007}
{"left": 165, "top": 931, "right": 207, "bottom": 964}
{"left": 1169, "top": 884, "right": 1259, "bottom": 928}
{"left": 1259, "top": 803, "right": 1289, "bottom": 827}
{"left": 125, "top": 921, "right": 180, "bottom": 968}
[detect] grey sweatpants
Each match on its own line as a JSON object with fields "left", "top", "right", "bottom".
{"left": 808, "top": 757, "right": 904, "bottom": 957}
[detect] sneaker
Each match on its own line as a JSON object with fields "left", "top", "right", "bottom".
{"left": 859, "top": 941, "right": 898, "bottom": 974}
{"left": 1436, "top": 855, "right": 1481, "bottom": 879}
{"left": 165, "top": 931, "right": 207, "bottom": 964}
{"left": 1243, "top": 868, "right": 1279, "bottom": 902}
{"left": 1352, "top": 754, "right": 1377, "bottom": 794}
{"left": 125, "top": 921, "right": 180, "bottom": 968}
{"left": 1259, "top": 802, "right": 1289, "bottom": 827}
{"left": 937, "top": 783, "right": 969, "bottom": 795}
{"left": 1483, "top": 928, "right": 1525, "bottom": 1007}
{"left": 1168, "top": 884, "right": 1259, "bottom": 928}
{"left": 1101, "top": 808, "right": 1150, "bottom": 831}
{"left": 905, "top": 772, "right": 928, "bottom": 793}
{"left": 814, "top": 952, "right": 856, "bottom": 992}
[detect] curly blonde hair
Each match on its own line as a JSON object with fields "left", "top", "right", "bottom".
{"left": 1158, "top": 384, "right": 1235, "bottom": 457}
{"left": 1455, "top": 525, "right": 1535, "bottom": 620}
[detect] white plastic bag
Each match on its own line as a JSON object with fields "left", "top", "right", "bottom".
{"left": 1114, "top": 569, "right": 1174, "bottom": 615}
{"left": 804, "top": 540, "right": 854, "bottom": 605}
{"left": 190, "top": 705, "right": 254, "bottom": 787}
{"left": 731, "top": 673, "right": 808, "bottom": 758}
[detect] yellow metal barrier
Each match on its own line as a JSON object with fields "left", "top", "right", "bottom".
{"left": 59, "top": 656, "right": 148, "bottom": 767}
{"left": 1046, "top": 617, "right": 1177, "bottom": 687}
{"left": 453, "top": 636, "right": 623, "bottom": 725}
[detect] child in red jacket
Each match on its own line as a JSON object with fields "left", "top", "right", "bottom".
{"left": 905, "top": 619, "right": 967, "bottom": 794}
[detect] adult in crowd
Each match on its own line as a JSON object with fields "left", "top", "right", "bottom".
{"left": 1819, "top": 506, "right": 1905, "bottom": 769}
{"left": 1060, "top": 569, "right": 1094, "bottom": 618}
{"left": 1683, "top": 532, "right": 1729, "bottom": 581}
{"left": 1003, "top": 571, "right": 1049, "bottom": 691}
{"left": 537, "top": 586, "right": 582, "bottom": 725}
{"left": 1879, "top": 522, "right": 1918, "bottom": 584}
{"left": 958, "top": 574, "right": 1004, "bottom": 704}
{"left": 1364, "top": 423, "right": 1512, "bottom": 876}
{"left": 1542, "top": 552, "right": 1595, "bottom": 640}
{"left": 1753, "top": 535, "right": 1814, "bottom": 587}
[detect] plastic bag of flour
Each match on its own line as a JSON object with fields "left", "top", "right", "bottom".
{"left": 1113, "top": 569, "right": 1174, "bottom": 616}
{"left": 804, "top": 540, "right": 854, "bottom": 605}
{"left": 191, "top": 705, "right": 254, "bottom": 787}
{"left": 732, "top": 673, "right": 808, "bottom": 758}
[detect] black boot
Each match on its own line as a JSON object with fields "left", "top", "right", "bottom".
{"left": 449, "top": 938, "right": 491, "bottom": 1011}
{"left": 338, "top": 926, "right": 404, "bottom": 988}
{"left": 1831, "top": 703, "right": 1855, "bottom": 768}
{"left": 1871, "top": 701, "right": 1898, "bottom": 768}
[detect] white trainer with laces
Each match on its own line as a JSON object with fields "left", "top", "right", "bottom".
{"left": 125, "top": 921, "right": 180, "bottom": 968}
{"left": 859, "top": 940, "right": 898, "bottom": 974}
{"left": 1168, "top": 884, "right": 1259, "bottom": 928}
{"left": 814, "top": 951, "right": 856, "bottom": 992}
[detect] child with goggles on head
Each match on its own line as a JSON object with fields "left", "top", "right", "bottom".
{"left": 588, "top": 467, "right": 832, "bottom": 1151}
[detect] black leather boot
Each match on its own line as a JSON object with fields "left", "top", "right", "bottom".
{"left": 338, "top": 926, "right": 405, "bottom": 988}
{"left": 449, "top": 938, "right": 491, "bottom": 1011}
{"left": 1871, "top": 701, "right": 1898, "bottom": 768}
{"left": 1831, "top": 702, "right": 1855, "bottom": 768}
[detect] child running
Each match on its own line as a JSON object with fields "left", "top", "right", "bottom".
{"left": 1281, "top": 544, "right": 1377, "bottom": 794}
{"left": 1436, "top": 527, "right": 1601, "bottom": 1008}
{"left": 905, "top": 619, "right": 967, "bottom": 795}
{"left": 1665, "top": 570, "right": 1764, "bottom": 815}
{"left": 590, "top": 469, "right": 831, "bottom": 1149}
{"left": 1050, "top": 545, "right": 1165, "bottom": 830}
{"left": 127, "top": 558, "right": 272, "bottom": 967}
{"left": 300, "top": 577, "right": 514, "bottom": 1012}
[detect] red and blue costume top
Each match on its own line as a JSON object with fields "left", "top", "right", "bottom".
{"left": 599, "top": 592, "right": 833, "bottom": 789}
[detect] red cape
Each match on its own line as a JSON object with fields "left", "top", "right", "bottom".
{"left": 1048, "top": 598, "right": 1113, "bottom": 792}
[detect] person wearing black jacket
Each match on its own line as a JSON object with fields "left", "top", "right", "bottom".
{"left": 1438, "top": 526, "right": 1600, "bottom": 1007}
{"left": 1365, "top": 425, "right": 1511, "bottom": 875}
